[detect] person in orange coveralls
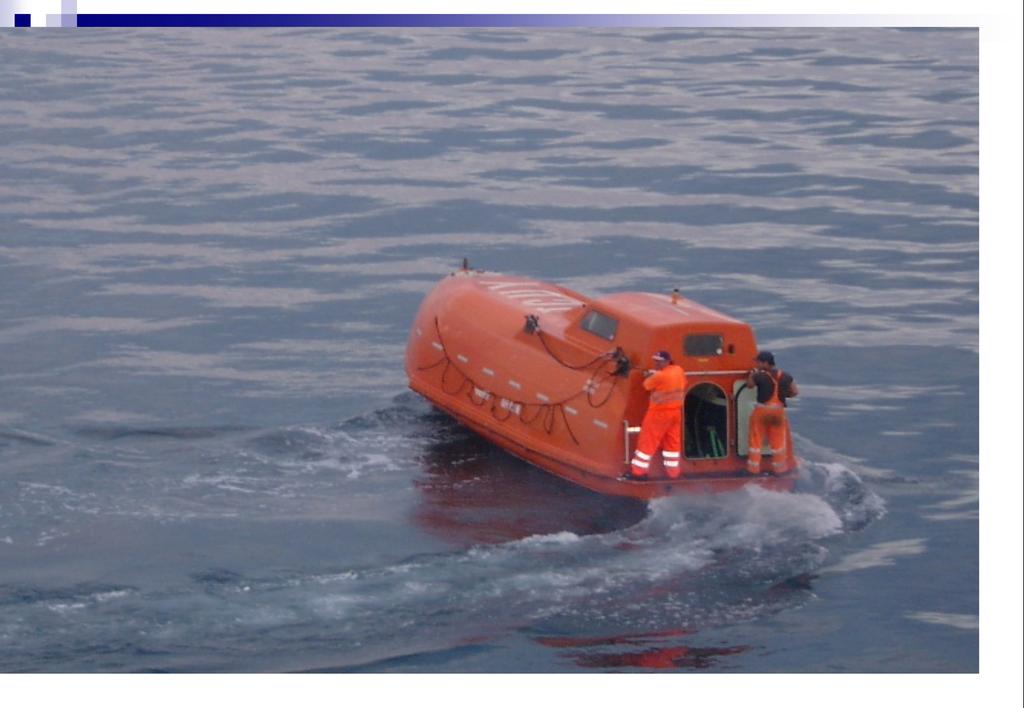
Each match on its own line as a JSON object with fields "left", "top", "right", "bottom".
{"left": 745, "top": 350, "right": 798, "bottom": 475}
{"left": 625, "top": 350, "right": 687, "bottom": 480}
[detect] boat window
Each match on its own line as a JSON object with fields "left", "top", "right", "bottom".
{"left": 684, "top": 334, "right": 724, "bottom": 357}
{"left": 684, "top": 383, "right": 729, "bottom": 459}
{"left": 579, "top": 310, "right": 618, "bottom": 341}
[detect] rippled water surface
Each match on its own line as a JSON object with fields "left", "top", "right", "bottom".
{"left": 0, "top": 28, "right": 977, "bottom": 672}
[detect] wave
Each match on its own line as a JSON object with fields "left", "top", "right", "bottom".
{"left": 0, "top": 394, "right": 891, "bottom": 671}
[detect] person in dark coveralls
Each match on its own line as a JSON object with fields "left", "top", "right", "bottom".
{"left": 744, "top": 350, "right": 798, "bottom": 475}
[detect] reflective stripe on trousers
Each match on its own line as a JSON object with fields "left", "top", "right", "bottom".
{"left": 631, "top": 407, "right": 681, "bottom": 479}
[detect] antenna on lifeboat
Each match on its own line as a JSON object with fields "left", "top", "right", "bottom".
{"left": 671, "top": 288, "right": 681, "bottom": 304}
{"left": 461, "top": 257, "right": 469, "bottom": 271}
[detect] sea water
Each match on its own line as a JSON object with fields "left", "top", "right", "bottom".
{"left": 0, "top": 28, "right": 977, "bottom": 672}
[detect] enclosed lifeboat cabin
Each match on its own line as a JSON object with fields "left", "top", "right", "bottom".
{"left": 405, "top": 266, "right": 797, "bottom": 499}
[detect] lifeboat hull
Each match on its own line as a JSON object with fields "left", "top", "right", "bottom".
{"left": 415, "top": 384, "right": 796, "bottom": 499}
{"left": 405, "top": 268, "right": 798, "bottom": 500}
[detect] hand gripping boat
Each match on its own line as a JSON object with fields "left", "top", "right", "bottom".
{"left": 405, "top": 264, "right": 797, "bottom": 499}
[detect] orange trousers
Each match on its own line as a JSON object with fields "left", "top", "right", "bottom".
{"left": 747, "top": 405, "right": 788, "bottom": 474}
{"left": 630, "top": 408, "right": 682, "bottom": 478}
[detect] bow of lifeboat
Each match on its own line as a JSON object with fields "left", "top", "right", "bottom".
{"left": 405, "top": 268, "right": 796, "bottom": 499}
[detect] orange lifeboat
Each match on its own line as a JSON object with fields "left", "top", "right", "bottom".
{"left": 405, "top": 264, "right": 797, "bottom": 499}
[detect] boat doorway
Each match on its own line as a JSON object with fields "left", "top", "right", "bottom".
{"left": 684, "top": 383, "right": 728, "bottom": 459}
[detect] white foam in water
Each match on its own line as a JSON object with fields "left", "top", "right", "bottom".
{"left": 647, "top": 486, "right": 844, "bottom": 546}
{"left": 726, "top": 487, "right": 844, "bottom": 545}
{"left": 784, "top": 434, "right": 889, "bottom": 531}
{"left": 794, "top": 433, "right": 894, "bottom": 480}
{"left": 0, "top": 325, "right": 899, "bottom": 670}
{"left": 510, "top": 531, "right": 582, "bottom": 548}
{"left": 260, "top": 424, "right": 411, "bottom": 483}
{"left": 47, "top": 602, "right": 87, "bottom": 614}
{"left": 823, "top": 538, "right": 927, "bottom": 574}
{"left": 91, "top": 589, "right": 132, "bottom": 603}
{"left": 808, "top": 461, "right": 888, "bottom": 530}
{"left": 905, "top": 612, "right": 978, "bottom": 631}
{"left": 447, "top": 487, "right": 836, "bottom": 604}
{"left": 349, "top": 452, "right": 401, "bottom": 479}
{"left": 2, "top": 449, "right": 888, "bottom": 671}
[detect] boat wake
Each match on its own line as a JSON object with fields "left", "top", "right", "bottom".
{"left": 0, "top": 395, "right": 886, "bottom": 671}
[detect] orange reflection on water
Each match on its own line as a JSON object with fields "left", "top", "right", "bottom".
{"left": 537, "top": 628, "right": 748, "bottom": 670}
{"left": 413, "top": 429, "right": 646, "bottom": 545}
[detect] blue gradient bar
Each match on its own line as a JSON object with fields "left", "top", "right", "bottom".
{"left": 74, "top": 14, "right": 956, "bottom": 28}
